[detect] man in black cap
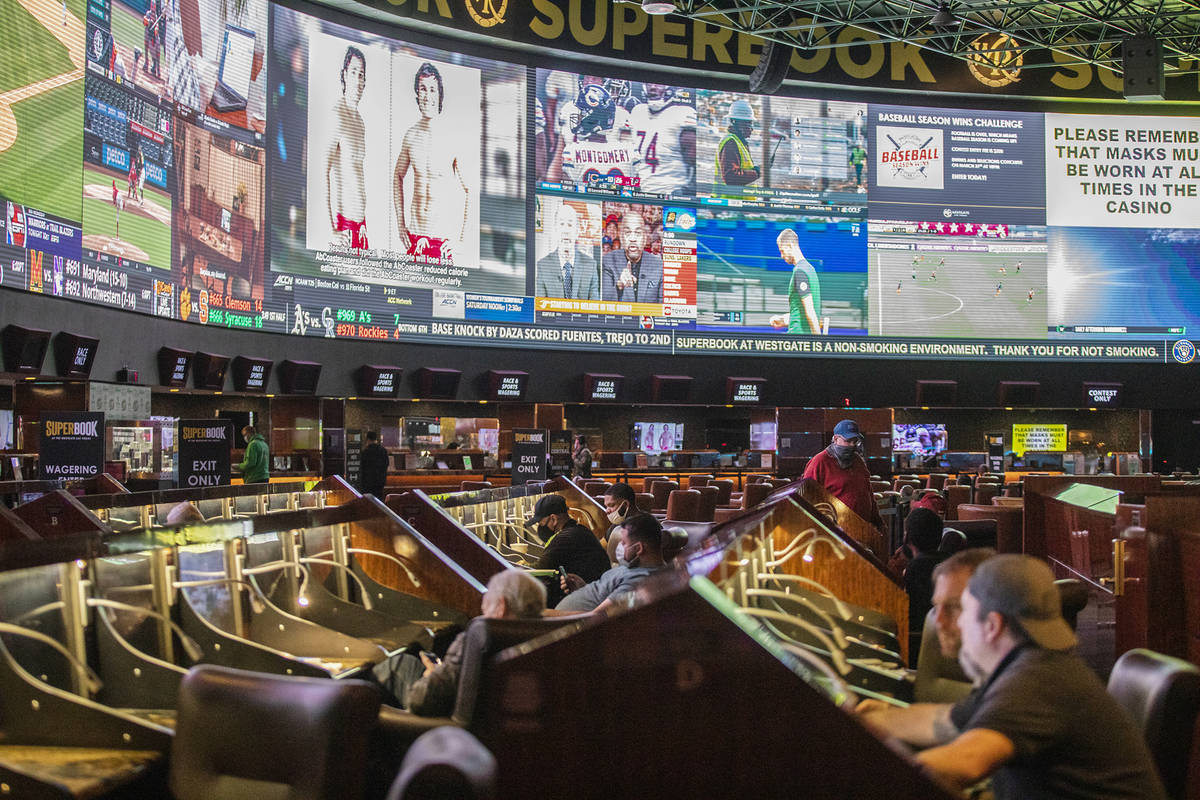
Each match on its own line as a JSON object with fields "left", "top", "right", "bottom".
{"left": 801, "top": 419, "right": 884, "bottom": 532}
{"left": 530, "top": 493, "right": 610, "bottom": 607}
{"left": 857, "top": 554, "right": 1165, "bottom": 799}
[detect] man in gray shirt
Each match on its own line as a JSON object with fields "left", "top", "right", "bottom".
{"left": 551, "top": 513, "right": 668, "bottom": 615}
{"left": 857, "top": 555, "right": 1165, "bottom": 799}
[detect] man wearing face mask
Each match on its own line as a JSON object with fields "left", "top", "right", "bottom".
{"left": 802, "top": 419, "right": 885, "bottom": 533}
{"left": 602, "top": 482, "right": 637, "bottom": 559}
{"left": 551, "top": 513, "right": 669, "bottom": 615}
{"left": 530, "top": 494, "right": 610, "bottom": 607}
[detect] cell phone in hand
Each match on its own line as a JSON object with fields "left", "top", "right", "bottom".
{"left": 421, "top": 651, "right": 441, "bottom": 665}
{"left": 558, "top": 566, "right": 569, "bottom": 588}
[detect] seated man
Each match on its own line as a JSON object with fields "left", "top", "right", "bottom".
{"left": 857, "top": 555, "right": 1165, "bottom": 799}
{"left": 551, "top": 513, "right": 669, "bottom": 615}
{"left": 913, "top": 547, "right": 995, "bottom": 703}
{"left": 900, "top": 507, "right": 949, "bottom": 664}
{"left": 530, "top": 494, "right": 610, "bottom": 606}
{"left": 602, "top": 481, "right": 637, "bottom": 559}
{"left": 405, "top": 569, "right": 546, "bottom": 716}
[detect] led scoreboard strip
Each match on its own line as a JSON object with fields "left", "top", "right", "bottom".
{"left": 0, "top": 0, "right": 1197, "bottom": 365}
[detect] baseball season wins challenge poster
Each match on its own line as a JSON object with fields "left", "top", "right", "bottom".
{"left": 0, "top": 0, "right": 1197, "bottom": 363}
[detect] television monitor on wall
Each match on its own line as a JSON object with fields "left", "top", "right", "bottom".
{"left": 2, "top": 325, "right": 50, "bottom": 374}
{"left": 193, "top": 353, "right": 231, "bottom": 391}
{"left": 631, "top": 422, "right": 683, "bottom": 454}
{"left": 893, "top": 424, "right": 947, "bottom": 456}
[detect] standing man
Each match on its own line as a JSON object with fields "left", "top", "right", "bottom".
{"left": 536, "top": 203, "right": 598, "bottom": 299}
{"left": 325, "top": 46, "right": 370, "bottom": 251}
{"left": 801, "top": 419, "right": 883, "bottom": 532}
{"left": 769, "top": 228, "right": 823, "bottom": 335}
{"left": 600, "top": 211, "right": 662, "bottom": 303}
{"left": 236, "top": 425, "right": 269, "bottom": 484}
{"left": 849, "top": 140, "right": 867, "bottom": 191}
{"left": 529, "top": 494, "right": 610, "bottom": 607}
{"left": 857, "top": 555, "right": 1166, "bottom": 799}
{"left": 359, "top": 430, "right": 390, "bottom": 499}
{"left": 714, "top": 99, "right": 760, "bottom": 192}
{"left": 571, "top": 435, "right": 592, "bottom": 479}
{"left": 393, "top": 61, "right": 471, "bottom": 263}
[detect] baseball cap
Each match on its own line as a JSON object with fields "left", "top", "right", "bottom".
{"left": 528, "top": 494, "right": 568, "bottom": 527}
{"left": 967, "top": 554, "right": 1077, "bottom": 651}
{"left": 832, "top": 419, "right": 862, "bottom": 441}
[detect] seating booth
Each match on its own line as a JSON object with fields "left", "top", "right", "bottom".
{"left": 0, "top": 495, "right": 481, "bottom": 797}
{"left": 468, "top": 489, "right": 946, "bottom": 798}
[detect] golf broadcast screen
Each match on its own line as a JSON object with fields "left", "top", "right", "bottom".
{"left": 1, "top": 0, "right": 1198, "bottom": 365}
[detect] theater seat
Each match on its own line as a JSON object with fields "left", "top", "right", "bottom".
{"left": 926, "top": 473, "right": 949, "bottom": 491}
{"left": 955, "top": 504, "right": 1022, "bottom": 553}
{"left": 459, "top": 481, "right": 493, "bottom": 492}
{"left": 944, "top": 484, "right": 970, "bottom": 520}
{"left": 741, "top": 481, "right": 773, "bottom": 510}
{"left": 709, "top": 479, "right": 734, "bottom": 507}
{"left": 662, "top": 526, "right": 690, "bottom": 562}
{"left": 170, "top": 664, "right": 382, "bottom": 800}
{"left": 651, "top": 480, "right": 679, "bottom": 511}
{"left": 634, "top": 492, "right": 654, "bottom": 512}
{"left": 642, "top": 476, "right": 669, "bottom": 494}
{"left": 1054, "top": 578, "right": 1089, "bottom": 630}
{"left": 665, "top": 489, "right": 703, "bottom": 522}
{"left": 695, "top": 486, "right": 719, "bottom": 522}
{"left": 973, "top": 484, "right": 999, "bottom": 505}
{"left": 387, "top": 727, "right": 497, "bottom": 800}
{"left": 687, "top": 474, "right": 713, "bottom": 490}
{"left": 1107, "top": 648, "right": 1200, "bottom": 800}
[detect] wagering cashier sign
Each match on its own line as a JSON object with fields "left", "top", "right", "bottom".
{"left": 40, "top": 412, "right": 105, "bottom": 479}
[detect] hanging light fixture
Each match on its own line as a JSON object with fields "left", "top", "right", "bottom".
{"left": 642, "top": 0, "right": 677, "bottom": 15}
{"left": 931, "top": 2, "right": 956, "bottom": 27}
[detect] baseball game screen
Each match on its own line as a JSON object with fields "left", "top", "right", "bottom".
{"left": 0, "top": 0, "right": 1197, "bottom": 365}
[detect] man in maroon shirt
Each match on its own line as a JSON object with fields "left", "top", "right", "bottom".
{"left": 802, "top": 419, "right": 885, "bottom": 533}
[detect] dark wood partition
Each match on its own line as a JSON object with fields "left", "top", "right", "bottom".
{"left": 12, "top": 490, "right": 112, "bottom": 538}
{"left": 1024, "top": 475, "right": 1162, "bottom": 559}
{"left": 386, "top": 491, "right": 513, "bottom": 592}
{"left": 704, "top": 487, "right": 909, "bottom": 661}
{"left": 796, "top": 478, "right": 890, "bottom": 562}
{"left": 482, "top": 571, "right": 949, "bottom": 799}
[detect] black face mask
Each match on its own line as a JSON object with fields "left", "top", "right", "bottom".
{"left": 829, "top": 443, "right": 858, "bottom": 468}
{"left": 535, "top": 523, "right": 555, "bottom": 543}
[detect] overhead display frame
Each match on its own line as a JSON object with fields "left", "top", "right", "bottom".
{"left": 0, "top": 0, "right": 1196, "bottom": 365}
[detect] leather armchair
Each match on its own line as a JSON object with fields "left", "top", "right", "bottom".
{"left": 170, "top": 664, "right": 382, "bottom": 800}
{"left": 1107, "top": 648, "right": 1200, "bottom": 800}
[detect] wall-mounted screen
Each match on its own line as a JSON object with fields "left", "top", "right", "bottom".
{"left": 632, "top": 422, "right": 683, "bottom": 454}
{"left": 893, "top": 423, "right": 948, "bottom": 456}
{"left": 0, "top": 0, "right": 1196, "bottom": 364}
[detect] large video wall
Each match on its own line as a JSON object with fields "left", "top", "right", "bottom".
{"left": 2, "top": 0, "right": 1198, "bottom": 364}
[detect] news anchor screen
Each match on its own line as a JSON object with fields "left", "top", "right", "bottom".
{"left": 0, "top": 0, "right": 1197, "bottom": 365}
